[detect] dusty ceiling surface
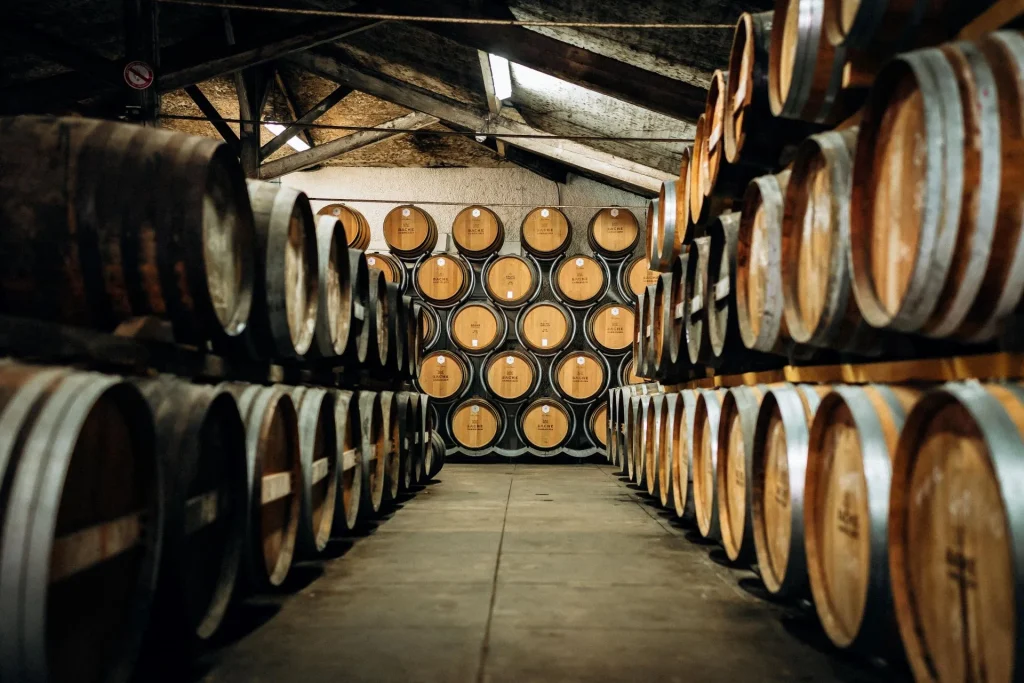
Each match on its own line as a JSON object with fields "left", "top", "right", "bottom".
{"left": 1, "top": 0, "right": 771, "bottom": 193}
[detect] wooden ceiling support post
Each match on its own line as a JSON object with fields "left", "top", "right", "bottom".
{"left": 260, "top": 82, "right": 352, "bottom": 158}
{"left": 123, "top": 0, "right": 161, "bottom": 125}
{"left": 183, "top": 85, "right": 240, "bottom": 153}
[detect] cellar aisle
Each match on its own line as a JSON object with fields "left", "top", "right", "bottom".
{"left": 197, "top": 464, "right": 892, "bottom": 683}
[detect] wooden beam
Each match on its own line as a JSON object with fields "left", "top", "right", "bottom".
{"left": 261, "top": 82, "right": 351, "bottom": 158}
{"left": 123, "top": 0, "right": 160, "bottom": 124}
{"left": 288, "top": 50, "right": 674, "bottom": 193}
{"left": 476, "top": 50, "right": 506, "bottom": 156}
{"left": 379, "top": 0, "right": 705, "bottom": 121}
{"left": 259, "top": 111, "right": 438, "bottom": 179}
{"left": 273, "top": 71, "right": 317, "bottom": 149}
{"left": 184, "top": 85, "right": 240, "bottom": 152}
{"left": 236, "top": 66, "right": 272, "bottom": 178}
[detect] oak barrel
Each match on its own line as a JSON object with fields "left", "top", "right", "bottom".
{"left": 717, "top": 385, "right": 769, "bottom": 563}
{"left": 672, "top": 390, "right": 700, "bottom": 520}
{"left": 426, "top": 430, "right": 446, "bottom": 479}
{"left": 655, "top": 393, "right": 682, "bottom": 508}
{"left": 706, "top": 212, "right": 746, "bottom": 364}
{"left": 415, "top": 253, "right": 472, "bottom": 308}
{"left": 890, "top": 381, "right": 1024, "bottom": 683}
{"left": 805, "top": 384, "right": 921, "bottom": 651}
{"left": 419, "top": 302, "right": 442, "bottom": 349}
{"left": 553, "top": 350, "right": 608, "bottom": 403}
{"left": 452, "top": 205, "right": 504, "bottom": 259}
{"left": 316, "top": 203, "right": 370, "bottom": 250}
{"left": 617, "top": 353, "right": 645, "bottom": 386}
{"left": 384, "top": 283, "right": 407, "bottom": 375}
{"left": 751, "top": 383, "right": 828, "bottom": 597}
{"left": 365, "top": 269, "right": 390, "bottom": 368}
{"left": 684, "top": 236, "right": 715, "bottom": 365}
{"left": 0, "top": 116, "right": 254, "bottom": 342}
{"left": 312, "top": 216, "right": 354, "bottom": 357}
{"left": 651, "top": 272, "right": 676, "bottom": 377}
{"left": 589, "top": 401, "right": 609, "bottom": 449}
{"left": 553, "top": 254, "right": 607, "bottom": 306}
{"left": 365, "top": 252, "right": 407, "bottom": 290}
{"left": 418, "top": 350, "right": 472, "bottom": 400}
{"left": 633, "top": 394, "right": 657, "bottom": 488}
{"left": 0, "top": 365, "right": 159, "bottom": 683}
{"left": 228, "top": 384, "right": 302, "bottom": 589}
{"left": 850, "top": 39, "right": 1024, "bottom": 341}
{"left": 589, "top": 207, "right": 640, "bottom": 259}
{"left": 333, "top": 389, "right": 363, "bottom": 531}
{"left": 395, "top": 392, "right": 419, "bottom": 493}
{"left": 483, "top": 254, "right": 540, "bottom": 307}
{"left": 517, "top": 301, "right": 574, "bottom": 354}
{"left": 133, "top": 379, "right": 245, "bottom": 648}
{"left": 521, "top": 207, "right": 571, "bottom": 258}
{"left": 356, "top": 391, "right": 386, "bottom": 517}
{"left": 378, "top": 391, "right": 402, "bottom": 503}
{"left": 693, "top": 389, "right": 725, "bottom": 540}
{"left": 383, "top": 205, "right": 438, "bottom": 259}
{"left": 689, "top": 115, "right": 708, "bottom": 225}
{"left": 619, "top": 255, "right": 662, "bottom": 302}
{"left": 653, "top": 179, "right": 688, "bottom": 271}
{"left": 521, "top": 398, "right": 572, "bottom": 450}
{"left": 586, "top": 302, "right": 636, "bottom": 354}
{"left": 484, "top": 350, "right": 540, "bottom": 401}
{"left": 451, "top": 398, "right": 503, "bottom": 451}
{"left": 342, "top": 249, "right": 372, "bottom": 365}
{"left": 645, "top": 393, "right": 667, "bottom": 496}
{"left": 285, "top": 387, "right": 339, "bottom": 557}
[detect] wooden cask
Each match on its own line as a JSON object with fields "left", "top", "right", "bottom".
{"left": 451, "top": 398, "right": 503, "bottom": 450}
{"left": 805, "top": 384, "right": 921, "bottom": 652}
{"left": 553, "top": 254, "right": 607, "bottom": 306}
{"left": 383, "top": 205, "right": 437, "bottom": 259}
{"left": 365, "top": 270, "right": 390, "bottom": 369}
{"left": 653, "top": 178, "right": 689, "bottom": 271}
{"left": 521, "top": 207, "right": 571, "bottom": 258}
{"left": 706, "top": 212, "right": 744, "bottom": 363}
{"left": 751, "top": 383, "right": 828, "bottom": 597}
{"left": 737, "top": 170, "right": 793, "bottom": 354}
{"left": 228, "top": 384, "right": 302, "bottom": 589}
{"left": 693, "top": 389, "right": 725, "bottom": 540}
{"left": 452, "top": 205, "right": 504, "bottom": 259}
{"left": 618, "top": 255, "right": 662, "bottom": 301}
{"left": 701, "top": 70, "right": 730, "bottom": 195}
{"left": 684, "top": 236, "right": 715, "bottom": 365}
{"left": 608, "top": 388, "right": 620, "bottom": 464}
{"left": 484, "top": 350, "right": 539, "bottom": 401}
{"left": 672, "top": 390, "right": 700, "bottom": 520}
{"left": 689, "top": 115, "right": 708, "bottom": 225}
{"left": 617, "top": 353, "right": 645, "bottom": 386}
{"left": 768, "top": 0, "right": 850, "bottom": 124}
{"left": 418, "top": 350, "right": 471, "bottom": 400}
{"left": 316, "top": 203, "right": 370, "bottom": 250}
{"left": 0, "top": 365, "right": 160, "bottom": 683}
{"left": 517, "top": 301, "right": 573, "bottom": 354}
{"left": 638, "top": 285, "right": 658, "bottom": 379}
{"left": 415, "top": 253, "right": 472, "bottom": 307}
{"left": 333, "top": 389, "right": 363, "bottom": 532}
{"left": 132, "top": 379, "right": 246, "bottom": 648}
{"left": 823, "top": 0, "right": 981, "bottom": 52}
{"left": 652, "top": 267, "right": 687, "bottom": 378}
{"left": 554, "top": 350, "right": 608, "bottom": 402}
{"left": 484, "top": 254, "right": 540, "bottom": 307}
{"left": 419, "top": 302, "right": 441, "bottom": 349}
{"left": 312, "top": 217, "right": 354, "bottom": 357}
{"left": 426, "top": 430, "right": 446, "bottom": 479}
{"left": 726, "top": 13, "right": 822, "bottom": 168}
{"left": 890, "top": 382, "right": 1024, "bottom": 683}
{"left": 356, "top": 391, "right": 387, "bottom": 516}
{"left": 851, "top": 38, "right": 1024, "bottom": 341}
{"left": 0, "top": 116, "right": 254, "bottom": 342}
{"left": 589, "top": 207, "right": 640, "bottom": 259}
{"left": 643, "top": 393, "right": 666, "bottom": 494}
{"left": 521, "top": 398, "right": 572, "bottom": 450}
{"left": 656, "top": 392, "right": 682, "bottom": 508}
{"left": 285, "top": 387, "right": 339, "bottom": 557}
{"left": 396, "top": 392, "right": 419, "bottom": 492}
{"left": 242, "top": 180, "right": 319, "bottom": 359}
{"left": 717, "top": 385, "right": 770, "bottom": 563}
{"left": 586, "top": 302, "right": 636, "bottom": 354}
{"left": 384, "top": 284, "right": 407, "bottom": 376}
{"left": 588, "top": 401, "right": 609, "bottom": 449}
{"left": 783, "top": 128, "right": 880, "bottom": 353}
{"left": 627, "top": 394, "right": 647, "bottom": 481}
{"left": 450, "top": 301, "right": 506, "bottom": 353}
{"left": 405, "top": 295, "right": 421, "bottom": 380}
{"left": 341, "top": 249, "right": 371, "bottom": 365}
{"left": 412, "top": 393, "right": 431, "bottom": 485}
{"left": 365, "top": 252, "right": 407, "bottom": 289}
{"left": 378, "top": 391, "right": 402, "bottom": 503}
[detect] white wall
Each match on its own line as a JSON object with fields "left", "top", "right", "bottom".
{"left": 280, "top": 166, "right": 649, "bottom": 254}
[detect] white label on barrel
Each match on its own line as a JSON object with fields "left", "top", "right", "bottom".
{"left": 575, "top": 258, "right": 584, "bottom": 267}
{"left": 332, "top": 207, "right": 341, "bottom": 216}
{"left": 472, "top": 339, "right": 478, "bottom": 347}
{"left": 184, "top": 491, "right": 219, "bottom": 535}
{"left": 541, "top": 338, "right": 548, "bottom": 346}
{"left": 507, "top": 356, "right": 515, "bottom": 364}
{"left": 437, "top": 356, "right": 446, "bottom": 364}
{"left": 261, "top": 472, "right": 293, "bottom": 504}
{"left": 542, "top": 405, "right": 550, "bottom": 414}
{"left": 438, "top": 258, "right": 446, "bottom": 266}
{"left": 611, "top": 307, "right": 619, "bottom": 316}
{"left": 368, "top": 257, "right": 376, "bottom": 265}
{"left": 507, "top": 290, "right": 514, "bottom": 298}
{"left": 312, "top": 457, "right": 330, "bottom": 484}
{"left": 714, "top": 277, "right": 730, "bottom": 301}
{"left": 472, "top": 208, "right": 481, "bottom": 218}
{"left": 611, "top": 209, "right": 619, "bottom": 217}
{"left": 541, "top": 209, "right": 550, "bottom": 218}
{"left": 675, "top": 302, "right": 684, "bottom": 318}
{"left": 472, "top": 405, "right": 480, "bottom": 413}
{"left": 402, "top": 208, "right": 411, "bottom": 217}
{"left": 577, "top": 357, "right": 585, "bottom": 365}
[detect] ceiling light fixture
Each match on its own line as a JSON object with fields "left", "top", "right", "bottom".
{"left": 488, "top": 53, "right": 513, "bottom": 100}
{"left": 265, "top": 123, "right": 310, "bottom": 152}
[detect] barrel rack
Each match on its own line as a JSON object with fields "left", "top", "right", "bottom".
{"left": 396, "top": 217, "right": 648, "bottom": 461}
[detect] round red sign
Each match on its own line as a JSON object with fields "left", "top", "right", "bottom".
{"left": 123, "top": 61, "right": 154, "bottom": 90}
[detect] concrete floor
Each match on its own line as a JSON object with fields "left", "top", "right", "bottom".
{"left": 197, "top": 464, "right": 899, "bottom": 683}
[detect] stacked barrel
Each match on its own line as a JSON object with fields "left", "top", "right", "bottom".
{"left": 359, "top": 203, "right": 646, "bottom": 455}
{"left": 0, "top": 116, "right": 447, "bottom": 682}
